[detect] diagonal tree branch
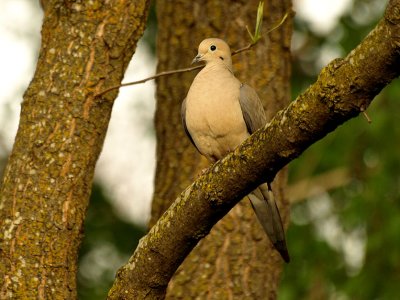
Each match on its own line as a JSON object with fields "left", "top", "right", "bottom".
{"left": 108, "top": 0, "right": 400, "bottom": 299}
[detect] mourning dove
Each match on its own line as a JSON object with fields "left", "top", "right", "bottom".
{"left": 181, "top": 38, "right": 290, "bottom": 263}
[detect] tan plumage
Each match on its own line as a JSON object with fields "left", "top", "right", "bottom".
{"left": 182, "top": 38, "right": 290, "bottom": 262}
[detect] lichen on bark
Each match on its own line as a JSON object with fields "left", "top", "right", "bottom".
{"left": 0, "top": 1, "right": 150, "bottom": 298}
{"left": 108, "top": 0, "right": 400, "bottom": 299}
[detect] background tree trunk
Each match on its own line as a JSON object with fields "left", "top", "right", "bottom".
{"left": 0, "top": 1, "right": 149, "bottom": 298}
{"left": 152, "top": 0, "right": 292, "bottom": 298}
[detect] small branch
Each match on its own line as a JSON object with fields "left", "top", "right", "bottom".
{"left": 95, "top": 65, "right": 204, "bottom": 97}
{"left": 232, "top": 12, "right": 289, "bottom": 56}
{"left": 362, "top": 111, "right": 372, "bottom": 123}
{"left": 95, "top": 40, "right": 255, "bottom": 97}
{"left": 232, "top": 43, "right": 255, "bottom": 56}
{"left": 360, "top": 107, "right": 372, "bottom": 124}
{"left": 96, "top": 4, "right": 289, "bottom": 98}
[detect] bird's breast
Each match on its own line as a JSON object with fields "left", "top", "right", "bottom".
{"left": 185, "top": 72, "right": 248, "bottom": 161}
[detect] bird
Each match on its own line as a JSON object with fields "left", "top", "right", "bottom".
{"left": 181, "top": 38, "right": 290, "bottom": 263}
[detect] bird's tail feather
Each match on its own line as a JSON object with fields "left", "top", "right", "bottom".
{"left": 248, "top": 183, "right": 290, "bottom": 263}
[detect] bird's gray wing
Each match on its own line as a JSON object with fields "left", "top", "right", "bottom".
{"left": 240, "top": 84, "right": 290, "bottom": 262}
{"left": 239, "top": 83, "right": 267, "bottom": 134}
{"left": 181, "top": 98, "right": 199, "bottom": 152}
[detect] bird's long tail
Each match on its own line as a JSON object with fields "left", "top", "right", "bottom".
{"left": 248, "top": 183, "right": 290, "bottom": 263}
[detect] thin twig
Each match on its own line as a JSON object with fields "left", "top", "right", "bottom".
{"left": 95, "top": 43, "right": 255, "bottom": 98}
{"left": 232, "top": 43, "right": 255, "bottom": 56}
{"left": 96, "top": 65, "right": 204, "bottom": 97}
{"left": 360, "top": 106, "right": 372, "bottom": 123}
{"left": 362, "top": 111, "right": 372, "bottom": 123}
{"left": 95, "top": 10, "right": 289, "bottom": 98}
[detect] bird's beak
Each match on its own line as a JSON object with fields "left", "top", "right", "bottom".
{"left": 191, "top": 54, "right": 203, "bottom": 65}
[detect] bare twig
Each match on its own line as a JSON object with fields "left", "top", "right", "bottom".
{"left": 362, "top": 111, "right": 372, "bottom": 123}
{"left": 95, "top": 65, "right": 204, "bottom": 97}
{"left": 95, "top": 41, "right": 261, "bottom": 97}
{"left": 361, "top": 109, "right": 372, "bottom": 124}
{"left": 360, "top": 106, "right": 372, "bottom": 123}
{"left": 232, "top": 43, "right": 255, "bottom": 56}
{"left": 95, "top": 4, "right": 288, "bottom": 98}
{"left": 96, "top": 41, "right": 260, "bottom": 97}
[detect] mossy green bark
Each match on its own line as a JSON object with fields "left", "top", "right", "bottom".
{"left": 0, "top": 1, "right": 150, "bottom": 299}
{"left": 109, "top": 0, "right": 400, "bottom": 299}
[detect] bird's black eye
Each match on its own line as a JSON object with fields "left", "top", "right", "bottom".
{"left": 210, "top": 45, "right": 216, "bottom": 51}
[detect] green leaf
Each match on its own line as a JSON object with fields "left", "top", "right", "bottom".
{"left": 246, "top": 1, "right": 264, "bottom": 44}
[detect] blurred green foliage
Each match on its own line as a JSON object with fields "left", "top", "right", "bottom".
{"left": 142, "top": 2, "right": 157, "bottom": 55}
{"left": 281, "top": 0, "right": 400, "bottom": 299}
{"left": 78, "top": 184, "right": 145, "bottom": 300}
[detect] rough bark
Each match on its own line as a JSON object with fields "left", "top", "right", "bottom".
{"left": 108, "top": 0, "right": 400, "bottom": 299}
{"left": 0, "top": 1, "right": 150, "bottom": 299}
{"left": 151, "top": 1, "right": 293, "bottom": 299}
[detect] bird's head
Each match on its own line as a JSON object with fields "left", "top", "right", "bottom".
{"left": 192, "top": 38, "right": 233, "bottom": 70}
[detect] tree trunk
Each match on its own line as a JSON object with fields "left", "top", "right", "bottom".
{"left": 0, "top": 1, "right": 150, "bottom": 298}
{"left": 152, "top": 0, "right": 293, "bottom": 298}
